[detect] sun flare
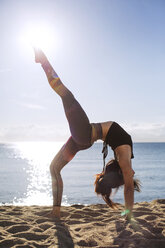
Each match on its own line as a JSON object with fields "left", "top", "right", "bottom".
{"left": 21, "top": 23, "right": 56, "bottom": 52}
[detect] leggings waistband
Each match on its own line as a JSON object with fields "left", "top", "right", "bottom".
{"left": 91, "top": 123, "right": 103, "bottom": 143}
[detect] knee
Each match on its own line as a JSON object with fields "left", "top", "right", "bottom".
{"left": 50, "top": 160, "right": 60, "bottom": 176}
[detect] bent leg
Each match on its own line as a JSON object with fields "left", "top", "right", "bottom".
{"left": 50, "top": 137, "right": 80, "bottom": 208}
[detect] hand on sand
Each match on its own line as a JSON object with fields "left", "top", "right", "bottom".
{"left": 34, "top": 47, "right": 48, "bottom": 64}
{"left": 121, "top": 209, "right": 132, "bottom": 222}
{"left": 125, "top": 211, "right": 134, "bottom": 223}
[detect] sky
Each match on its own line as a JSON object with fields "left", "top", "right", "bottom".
{"left": 0, "top": 0, "right": 165, "bottom": 143}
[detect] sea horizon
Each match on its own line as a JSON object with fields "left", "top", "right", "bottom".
{"left": 0, "top": 141, "right": 164, "bottom": 206}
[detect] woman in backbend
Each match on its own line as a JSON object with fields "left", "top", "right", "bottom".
{"left": 34, "top": 48, "right": 140, "bottom": 220}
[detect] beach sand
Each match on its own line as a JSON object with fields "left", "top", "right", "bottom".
{"left": 0, "top": 199, "right": 164, "bottom": 248}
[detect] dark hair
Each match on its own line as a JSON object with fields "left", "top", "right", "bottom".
{"left": 94, "top": 159, "right": 141, "bottom": 209}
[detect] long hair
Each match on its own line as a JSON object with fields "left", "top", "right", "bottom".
{"left": 94, "top": 159, "right": 141, "bottom": 209}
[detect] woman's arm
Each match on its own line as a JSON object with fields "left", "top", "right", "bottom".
{"left": 115, "top": 145, "right": 134, "bottom": 220}
{"left": 121, "top": 161, "right": 134, "bottom": 220}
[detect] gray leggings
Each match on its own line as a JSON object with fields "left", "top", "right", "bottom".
{"left": 41, "top": 61, "right": 102, "bottom": 206}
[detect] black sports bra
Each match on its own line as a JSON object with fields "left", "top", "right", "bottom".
{"left": 102, "top": 122, "right": 134, "bottom": 170}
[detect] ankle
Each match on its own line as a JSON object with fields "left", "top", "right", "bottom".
{"left": 52, "top": 206, "right": 61, "bottom": 218}
{"left": 41, "top": 59, "right": 50, "bottom": 68}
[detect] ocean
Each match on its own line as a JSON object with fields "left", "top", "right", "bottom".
{"left": 0, "top": 142, "right": 164, "bottom": 206}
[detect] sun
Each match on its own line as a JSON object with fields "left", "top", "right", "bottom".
{"left": 21, "top": 22, "right": 56, "bottom": 52}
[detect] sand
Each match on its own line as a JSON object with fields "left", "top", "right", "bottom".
{"left": 0, "top": 199, "right": 165, "bottom": 248}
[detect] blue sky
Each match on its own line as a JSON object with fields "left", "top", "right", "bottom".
{"left": 0, "top": 0, "right": 165, "bottom": 142}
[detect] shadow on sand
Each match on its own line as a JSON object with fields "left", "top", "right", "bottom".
{"left": 54, "top": 219, "right": 74, "bottom": 248}
{"left": 113, "top": 218, "right": 165, "bottom": 248}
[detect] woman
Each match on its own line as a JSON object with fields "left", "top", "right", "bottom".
{"left": 34, "top": 48, "right": 140, "bottom": 220}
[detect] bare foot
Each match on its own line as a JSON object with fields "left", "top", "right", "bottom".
{"left": 34, "top": 47, "right": 48, "bottom": 64}
{"left": 43, "top": 206, "right": 61, "bottom": 219}
{"left": 44, "top": 211, "right": 60, "bottom": 219}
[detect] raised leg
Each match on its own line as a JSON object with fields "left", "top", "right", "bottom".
{"left": 34, "top": 48, "right": 92, "bottom": 146}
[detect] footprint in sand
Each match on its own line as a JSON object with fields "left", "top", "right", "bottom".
{"left": 0, "top": 220, "right": 17, "bottom": 227}
{"left": 6, "top": 225, "right": 30, "bottom": 234}
{"left": 66, "top": 219, "right": 82, "bottom": 225}
{"left": 74, "top": 227, "right": 81, "bottom": 232}
{"left": 149, "top": 227, "right": 163, "bottom": 235}
{"left": 70, "top": 213, "right": 83, "bottom": 219}
{"left": 93, "top": 222, "right": 105, "bottom": 227}
{"left": 13, "top": 232, "right": 49, "bottom": 241}
{"left": 0, "top": 232, "right": 3, "bottom": 240}
{"left": 0, "top": 239, "right": 19, "bottom": 247}
{"left": 77, "top": 239, "right": 98, "bottom": 247}
{"left": 35, "top": 218, "right": 49, "bottom": 224}
{"left": 71, "top": 204, "right": 85, "bottom": 209}
{"left": 85, "top": 211, "right": 101, "bottom": 217}
{"left": 145, "top": 215, "right": 157, "bottom": 221}
{"left": 39, "top": 223, "right": 52, "bottom": 231}
{"left": 32, "top": 227, "right": 43, "bottom": 232}
{"left": 135, "top": 207, "right": 150, "bottom": 212}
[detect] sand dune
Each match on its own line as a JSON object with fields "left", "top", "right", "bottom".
{"left": 0, "top": 199, "right": 165, "bottom": 248}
